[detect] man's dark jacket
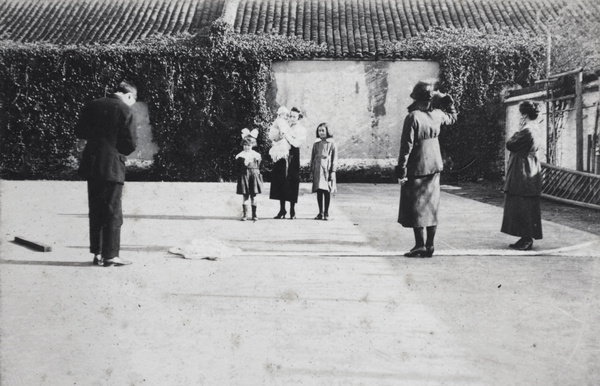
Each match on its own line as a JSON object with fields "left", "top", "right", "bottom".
{"left": 75, "top": 95, "right": 136, "bottom": 182}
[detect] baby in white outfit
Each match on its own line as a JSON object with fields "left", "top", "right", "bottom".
{"left": 268, "top": 106, "right": 291, "bottom": 163}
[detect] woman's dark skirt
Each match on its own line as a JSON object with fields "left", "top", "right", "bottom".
{"left": 501, "top": 194, "right": 543, "bottom": 239}
{"left": 398, "top": 173, "right": 440, "bottom": 228}
{"left": 269, "top": 146, "right": 300, "bottom": 203}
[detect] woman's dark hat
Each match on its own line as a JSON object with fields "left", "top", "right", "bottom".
{"left": 410, "top": 81, "right": 434, "bottom": 102}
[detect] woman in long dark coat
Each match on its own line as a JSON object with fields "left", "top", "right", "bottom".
{"left": 269, "top": 107, "right": 306, "bottom": 219}
{"left": 396, "top": 81, "right": 457, "bottom": 258}
{"left": 501, "top": 101, "right": 543, "bottom": 250}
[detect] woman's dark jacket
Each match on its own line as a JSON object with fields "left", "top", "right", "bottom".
{"left": 504, "top": 125, "right": 542, "bottom": 197}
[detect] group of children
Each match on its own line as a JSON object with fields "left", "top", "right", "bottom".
{"left": 235, "top": 106, "right": 338, "bottom": 221}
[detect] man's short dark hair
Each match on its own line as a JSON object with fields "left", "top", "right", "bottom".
{"left": 115, "top": 81, "right": 137, "bottom": 98}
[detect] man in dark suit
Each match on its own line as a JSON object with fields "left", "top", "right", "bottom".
{"left": 75, "top": 81, "right": 137, "bottom": 267}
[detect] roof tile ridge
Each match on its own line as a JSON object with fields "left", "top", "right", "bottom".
{"left": 309, "top": 0, "right": 318, "bottom": 40}
{"left": 369, "top": 0, "right": 385, "bottom": 52}
{"left": 503, "top": 0, "right": 528, "bottom": 35}
{"left": 0, "top": 0, "right": 33, "bottom": 39}
{"left": 381, "top": 0, "right": 400, "bottom": 41}
{"left": 362, "top": 0, "right": 376, "bottom": 54}
{"left": 142, "top": 0, "right": 172, "bottom": 40}
{"left": 426, "top": 0, "right": 444, "bottom": 29}
{"left": 19, "top": 0, "right": 51, "bottom": 42}
{"left": 414, "top": 0, "right": 431, "bottom": 32}
{"left": 317, "top": 0, "right": 326, "bottom": 44}
{"left": 136, "top": 0, "right": 165, "bottom": 40}
{"left": 156, "top": 0, "right": 181, "bottom": 36}
{"left": 294, "top": 0, "right": 304, "bottom": 38}
{"left": 178, "top": 0, "right": 198, "bottom": 34}
{"left": 289, "top": 0, "right": 299, "bottom": 37}
{"left": 262, "top": 0, "right": 275, "bottom": 34}
{"left": 75, "top": 0, "right": 111, "bottom": 44}
{"left": 517, "top": 0, "right": 540, "bottom": 35}
{"left": 170, "top": 0, "right": 194, "bottom": 35}
{"left": 257, "top": 0, "right": 269, "bottom": 34}
{"left": 0, "top": 0, "right": 19, "bottom": 29}
{"left": 248, "top": 0, "right": 262, "bottom": 33}
{"left": 343, "top": 0, "right": 355, "bottom": 54}
{"left": 280, "top": 0, "right": 290, "bottom": 36}
{"left": 38, "top": 0, "right": 78, "bottom": 43}
{"left": 442, "top": 0, "right": 463, "bottom": 29}
{"left": 486, "top": 1, "right": 506, "bottom": 32}
{"left": 403, "top": 0, "right": 420, "bottom": 36}
{"left": 302, "top": 0, "right": 311, "bottom": 39}
{"left": 238, "top": 0, "right": 252, "bottom": 33}
{"left": 395, "top": 0, "right": 412, "bottom": 38}
{"left": 462, "top": 0, "right": 483, "bottom": 31}
{"left": 331, "top": 0, "right": 342, "bottom": 56}
{"left": 271, "top": 0, "right": 282, "bottom": 35}
{"left": 337, "top": 0, "right": 349, "bottom": 55}
{"left": 232, "top": 0, "right": 246, "bottom": 33}
{"left": 471, "top": 0, "right": 495, "bottom": 34}
{"left": 104, "top": 0, "right": 140, "bottom": 43}
{"left": 66, "top": 1, "right": 106, "bottom": 44}
{"left": 122, "top": 0, "right": 153, "bottom": 43}
{"left": 88, "top": 0, "right": 127, "bottom": 43}
{"left": 455, "top": 0, "right": 475, "bottom": 29}
{"left": 374, "top": 0, "right": 390, "bottom": 42}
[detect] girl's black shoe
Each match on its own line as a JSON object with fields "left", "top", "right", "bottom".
{"left": 314, "top": 213, "right": 323, "bottom": 220}
{"left": 274, "top": 211, "right": 286, "bottom": 219}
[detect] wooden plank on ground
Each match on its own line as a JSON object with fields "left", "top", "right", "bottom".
{"left": 13, "top": 236, "right": 52, "bottom": 252}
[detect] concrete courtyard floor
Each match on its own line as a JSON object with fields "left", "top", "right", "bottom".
{"left": 1, "top": 180, "right": 599, "bottom": 385}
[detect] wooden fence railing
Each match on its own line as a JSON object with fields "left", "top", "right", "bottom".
{"left": 541, "top": 162, "right": 600, "bottom": 210}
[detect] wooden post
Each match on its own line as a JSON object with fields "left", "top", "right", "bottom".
{"left": 588, "top": 134, "right": 593, "bottom": 172}
{"left": 575, "top": 69, "right": 583, "bottom": 171}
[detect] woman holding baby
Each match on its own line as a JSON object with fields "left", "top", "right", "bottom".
{"left": 269, "top": 106, "right": 306, "bottom": 219}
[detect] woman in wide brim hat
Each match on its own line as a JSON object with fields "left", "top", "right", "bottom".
{"left": 396, "top": 80, "right": 458, "bottom": 258}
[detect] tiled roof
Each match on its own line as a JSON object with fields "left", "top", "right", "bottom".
{"left": 232, "top": 0, "right": 600, "bottom": 56}
{"left": 0, "top": 0, "right": 598, "bottom": 55}
{"left": 0, "top": 0, "right": 224, "bottom": 45}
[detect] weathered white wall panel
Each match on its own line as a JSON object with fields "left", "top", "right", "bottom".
{"left": 269, "top": 60, "right": 440, "bottom": 164}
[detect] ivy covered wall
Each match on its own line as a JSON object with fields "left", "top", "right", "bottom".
{"left": 0, "top": 24, "right": 545, "bottom": 181}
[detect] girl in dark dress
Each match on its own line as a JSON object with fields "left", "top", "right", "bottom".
{"left": 269, "top": 107, "right": 306, "bottom": 219}
{"left": 501, "top": 101, "right": 543, "bottom": 250}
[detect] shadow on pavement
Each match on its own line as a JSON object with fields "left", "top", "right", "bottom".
{"left": 0, "top": 259, "right": 92, "bottom": 267}
{"left": 59, "top": 213, "right": 241, "bottom": 221}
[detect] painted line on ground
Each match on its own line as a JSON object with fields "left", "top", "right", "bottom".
{"left": 235, "top": 240, "right": 600, "bottom": 257}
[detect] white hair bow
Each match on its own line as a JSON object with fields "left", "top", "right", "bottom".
{"left": 241, "top": 128, "right": 259, "bottom": 139}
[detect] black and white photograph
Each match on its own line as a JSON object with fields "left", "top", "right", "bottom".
{"left": 1, "top": 0, "right": 599, "bottom": 384}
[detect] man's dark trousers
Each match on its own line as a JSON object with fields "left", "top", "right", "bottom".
{"left": 87, "top": 179, "right": 123, "bottom": 259}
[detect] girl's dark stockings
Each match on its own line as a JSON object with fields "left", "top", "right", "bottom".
{"left": 324, "top": 191, "right": 330, "bottom": 214}
{"left": 317, "top": 191, "right": 324, "bottom": 214}
{"left": 316, "top": 190, "right": 331, "bottom": 215}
